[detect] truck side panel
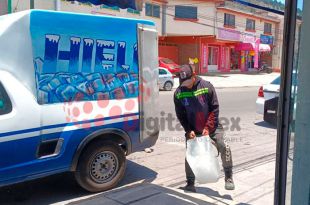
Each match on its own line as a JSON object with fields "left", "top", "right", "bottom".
{"left": 0, "top": 10, "right": 158, "bottom": 187}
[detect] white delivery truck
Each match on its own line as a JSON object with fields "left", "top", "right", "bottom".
{"left": 0, "top": 10, "right": 159, "bottom": 192}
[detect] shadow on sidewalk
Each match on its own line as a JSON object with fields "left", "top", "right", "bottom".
{"left": 196, "top": 186, "right": 233, "bottom": 201}
{"left": 254, "top": 121, "right": 277, "bottom": 129}
{"left": 0, "top": 160, "right": 157, "bottom": 205}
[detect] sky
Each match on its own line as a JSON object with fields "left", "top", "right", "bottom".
{"left": 279, "top": 0, "right": 304, "bottom": 9}
{"left": 297, "top": 0, "right": 303, "bottom": 9}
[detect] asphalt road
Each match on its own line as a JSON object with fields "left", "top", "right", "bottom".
{"left": 0, "top": 87, "right": 278, "bottom": 205}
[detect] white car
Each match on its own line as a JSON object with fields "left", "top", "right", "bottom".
{"left": 256, "top": 76, "right": 281, "bottom": 115}
{"left": 256, "top": 73, "right": 297, "bottom": 115}
{"left": 159, "top": 67, "right": 174, "bottom": 91}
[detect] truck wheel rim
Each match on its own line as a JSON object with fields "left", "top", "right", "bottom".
{"left": 90, "top": 151, "right": 119, "bottom": 183}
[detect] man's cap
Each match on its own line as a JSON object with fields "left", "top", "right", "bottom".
{"left": 179, "top": 64, "right": 194, "bottom": 86}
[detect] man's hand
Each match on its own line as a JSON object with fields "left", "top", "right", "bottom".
{"left": 186, "top": 131, "right": 196, "bottom": 139}
{"left": 202, "top": 128, "right": 209, "bottom": 136}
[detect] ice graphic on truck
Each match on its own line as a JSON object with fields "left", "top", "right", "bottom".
{"left": 0, "top": 10, "right": 159, "bottom": 192}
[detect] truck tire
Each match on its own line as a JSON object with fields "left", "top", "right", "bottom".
{"left": 75, "top": 141, "right": 126, "bottom": 192}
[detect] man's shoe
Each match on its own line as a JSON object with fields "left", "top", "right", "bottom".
{"left": 225, "top": 177, "right": 235, "bottom": 190}
{"left": 179, "top": 183, "right": 197, "bottom": 193}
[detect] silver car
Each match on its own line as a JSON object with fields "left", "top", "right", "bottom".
{"left": 159, "top": 67, "right": 174, "bottom": 91}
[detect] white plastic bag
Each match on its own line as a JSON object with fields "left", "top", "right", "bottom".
{"left": 186, "top": 136, "right": 221, "bottom": 184}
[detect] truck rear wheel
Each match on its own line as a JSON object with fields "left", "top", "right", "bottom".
{"left": 75, "top": 141, "right": 126, "bottom": 192}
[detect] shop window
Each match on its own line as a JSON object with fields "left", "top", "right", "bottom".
{"left": 208, "top": 47, "right": 219, "bottom": 65}
{"left": 224, "top": 13, "right": 235, "bottom": 28}
{"left": 175, "top": 6, "right": 198, "bottom": 20}
{"left": 0, "top": 82, "right": 12, "bottom": 115}
{"left": 246, "top": 19, "right": 255, "bottom": 31}
{"left": 264, "top": 23, "right": 272, "bottom": 34}
{"left": 145, "top": 3, "right": 160, "bottom": 18}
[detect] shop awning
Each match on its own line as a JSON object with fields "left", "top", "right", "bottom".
{"left": 235, "top": 43, "right": 271, "bottom": 52}
{"left": 65, "top": 0, "right": 143, "bottom": 11}
{"left": 259, "top": 44, "right": 271, "bottom": 52}
{"left": 235, "top": 43, "right": 255, "bottom": 51}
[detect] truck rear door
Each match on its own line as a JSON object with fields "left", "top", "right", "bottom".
{"left": 137, "top": 24, "right": 160, "bottom": 142}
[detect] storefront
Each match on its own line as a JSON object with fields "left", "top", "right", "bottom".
{"left": 199, "top": 28, "right": 240, "bottom": 74}
{"left": 260, "top": 34, "right": 274, "bottom": 68}
{"left": 235, "top": 43, "right": 256, "bottom": 71}
{"left": 200, "top": 40, "right": 234, "bottom": 73}
{"left": 235, "top": 38, "right": 271, "bottom": 72}
{"left": 159, "top": 30, "right": 272, "bottom": 74}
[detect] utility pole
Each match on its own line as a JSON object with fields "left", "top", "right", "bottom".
{"left": 55, "top": 0, "right": 61, "bottom": 11}
{"left": 30, "top": 0, "right": 34, "bottom": 9}
{"left": 7, "top": 0, "right": 12, "bottom": 13}
{"left": 161, "top": 3, "right": 167, "bottom": 36}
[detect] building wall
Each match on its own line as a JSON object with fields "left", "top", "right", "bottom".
{"left": 178, "top": 43, "right": 198, "bottom": 66}
{"left": 9, "top": 0, "right": 163, "bottom": 34}
{"left": 215, "top": 8, "right": 281, "bottom": 71}
{"left": 216, "top": 9, "right": 278, "bottom": 38}
{"left": 165, "top": 0, "right": 216, "bottom": 36}
{"left": 60, "top": 1, "right": 163, "bottom": 35}
{"left": 272, "top": 14, "right": 284, "bottom": 71}
{"left": 11, "top": 0, "right": 55, "bottom": 12}
{"left": 0, "top": 1, "right": 8, "bottom": 15}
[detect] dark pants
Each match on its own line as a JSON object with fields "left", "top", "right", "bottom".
{"left": 185, "top": 126, "right": 233, "bottom": 184}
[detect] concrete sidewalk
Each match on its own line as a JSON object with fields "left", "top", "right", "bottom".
{"left": 173, "top": 73, "right": 280, "bottom": 88}
{"left": 66, "top": 158, "right": 276, "bottom": 205}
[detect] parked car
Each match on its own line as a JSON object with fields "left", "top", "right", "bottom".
{"left": 256, "top": 76, "right": 281, "bottom": 115}
{"left": 158, "top": 57, "right": 181, "bottom": 75}
{"left": 159, "top": 67, "right": 174, "bottom": 91}
{"left": 256, "top": 73, "right": 297, "bottom": 123}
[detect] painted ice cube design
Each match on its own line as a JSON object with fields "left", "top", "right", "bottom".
{"left": 102, "top": 74, "right": 114, "bottom": 82}
{"left": 67, "top": 73, "right": 85, "bottom": 85}
{"left": 85, "top": 73, "right": 102, "bottom": 81}
{"left": 76, "top": 81, "right": 95, "bottom": 96}
{"left": 117, "top": 73, "right": 131, "bottom": 83}
{"left": 130, "top": 74, "right": 139, "bottom": 81}
{"left": 110, "top": 87, "right": 126, "bottom": 99}
{"left": 124, "top": 81, "right": 139, "bottom": 96}
{"left": 40, "top": 84, "right": 52, "bottom": 92}
{"left": 56, "top": 84, "right": 80, "bottom": 102}
{"left": 39, "top": 73, "right": 55, "bottom": 83}
{"left": 37, "top": 71, "right": 139, "bottom": 103}
{"left": 55, "top": 73, "right": 70, "bottom": 84}
{"left": 105, "top": 77, "right": 122, "bottom": 91}
{"left": 92, "top": 78, "right": 108, "bottom": 93}
{"left": 48, "top": 77, "right": 67, "bottom": 91}
{"left": 93, "top": 92, "right": 110, "bottom": 100}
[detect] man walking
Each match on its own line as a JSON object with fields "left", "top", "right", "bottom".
{"left": 174, "top": 64, "right": 235, "bottom": 192}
